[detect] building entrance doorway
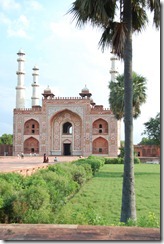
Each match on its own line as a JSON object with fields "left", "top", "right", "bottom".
{"left": 63, "top": 143, "right": 71, "bottom": 155}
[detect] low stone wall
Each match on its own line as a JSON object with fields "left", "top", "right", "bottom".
{"left": 0, "top": 224, "right": 160, "bottom": 240}
{"left": 139, "top": 157, "right": 160, "bottom": 163}
{"left": 4, "top": 164, "right": 49, "bottom": 176}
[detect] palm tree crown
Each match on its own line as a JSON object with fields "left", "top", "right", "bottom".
{"left": 68, "top": 0, "right": 160, "bottom": 58}
{"left": 109, "top": 72, "right": 147, "bottom": 120}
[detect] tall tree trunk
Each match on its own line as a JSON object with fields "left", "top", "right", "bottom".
{"left": 120, "top": 0, "right": 136, "bottom": 222}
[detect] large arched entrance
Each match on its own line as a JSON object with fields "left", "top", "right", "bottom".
{"left": 24, "top": 137, "right": 39, "bottom": 154}
{"left": 92, "top": 137, "right": 108, "bottom": 154}
{"left": 50, "top": 109, "right": 82, "bottom": 156}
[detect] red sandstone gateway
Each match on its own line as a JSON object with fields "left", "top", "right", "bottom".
{"left": 13, "top": 50, "right": 120, "bottom": 157}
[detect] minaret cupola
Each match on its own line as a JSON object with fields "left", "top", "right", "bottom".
{"left": 79, "top": 85, "right": 92, "bottom": 98}
{"left": 42, "top": 86, "right": 55, "bottom": 99}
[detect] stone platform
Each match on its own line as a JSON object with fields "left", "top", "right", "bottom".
{"left": 0, "top": 156, "right": 79, "bottom": 176}
{"left": 0, "top": 224, "right": 160, "bottom": 240}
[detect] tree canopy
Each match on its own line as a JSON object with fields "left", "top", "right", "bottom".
{"left": 68, "top": 0, "right": 160, "bottom": 58}
{"left": 109, "top": 72, "right": 147, "bottom": 120}
{"left": 142, "top": 113, "right": 160, "bottom": 145}
{"left": 0, "top": 134, "right": 13, "bottom": 145}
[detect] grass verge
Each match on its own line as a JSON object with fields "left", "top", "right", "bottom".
{"left": 54, "top": 163, "right": 160, "bottom": 227}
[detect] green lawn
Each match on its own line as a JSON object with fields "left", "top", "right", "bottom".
{"left": 55, "top": 163, "right": 160, "bottom": 227}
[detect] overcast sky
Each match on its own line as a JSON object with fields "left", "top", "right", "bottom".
{"left": 0, "top": 0, "right": 160, "bottom": 144}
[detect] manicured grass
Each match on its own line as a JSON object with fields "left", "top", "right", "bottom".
{"left": 55, "top": 163, "right": 160, "bottom": 227}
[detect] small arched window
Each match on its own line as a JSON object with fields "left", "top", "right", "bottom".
{"left": 99, "top": 124, "right": 102, "bottom": 128}
{"left": 63, "top": 122, "right": 72, "bottom": 134}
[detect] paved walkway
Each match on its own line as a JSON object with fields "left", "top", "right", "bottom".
{"left": 0, "top": 156, "right": 79, "bottom": 173}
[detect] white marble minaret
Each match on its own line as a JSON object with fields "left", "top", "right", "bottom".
{"left": 16, "top": 49, "right": 25, "bottom": 109}
{"left": 110, "top": 54, "right": 118, "bottom": 82}
{"left": 31, "top": 65, "right": 40, "bottom": 106}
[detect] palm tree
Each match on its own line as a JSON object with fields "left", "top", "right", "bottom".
{"left": 109, "top": 72, "right": 147, "bottom": 120}
{"left": 68, "top": 0, "right": 160, "bottom": 223}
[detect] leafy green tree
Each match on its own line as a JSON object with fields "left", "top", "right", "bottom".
{"left": 109, "top": 72, "right": 147, "bottom": 120}
{"left": 68, "top": 0, "right": 160, "bottom": 223}
{"left": 142, "top": 113, "right": 160, "bottom": 145}
{"left": 0, "top": 134, "right": 13, "bottom": 145}
{"left": 139, "top": 137, "right": 157, "bottom": 145}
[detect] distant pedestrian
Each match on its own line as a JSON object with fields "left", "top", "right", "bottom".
{"left": 43, "top": 153, "right": 49, "bottom": 163}
{"left": 21, "top": 153, "right": 24, "bottom": 159}
{"left": 54, "top": 156, "right": 58, "bottom": 162}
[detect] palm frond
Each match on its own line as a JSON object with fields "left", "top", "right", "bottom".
{"left": 132, "top": 3, "right": 148, "bottom": 32}
{"left": 147, "top": 0, "right": 160, "bottom": 28}
{"left": 98, "top": 22, "right": 116, "bottom": 51}
{"left": 112, "top": 22, "right": 127, "bottom": 59}
{"left": 67, "top": 0, "right": 116, "bottom": 28}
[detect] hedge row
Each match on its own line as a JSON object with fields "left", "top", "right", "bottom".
{"left": 0, "top": 156, "right": 104, "bottom": 224}
{"left": 104, "top": 157, "right": 141, "bottom": 164}
{"left": 73, "top": 155, "right": 105, "bottom": 175}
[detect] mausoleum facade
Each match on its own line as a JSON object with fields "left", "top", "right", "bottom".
{"left": 13, "top": 50, "right": 120, "bottom": 157}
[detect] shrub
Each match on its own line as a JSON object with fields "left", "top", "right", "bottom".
{"left": 105, "top": 157, "right": 140, "bottom": 164}
{"left": 69, "top": 165, "right": 87, "bottom": 186}
{"left": 87, "top": 155, "right": 105, "bottom": 167}
{"left": 74, "top": 156, "right": 105, "bottom": 175}
{"left": 0, "top": 178, "right": 18, "bottom": 223}
{"left": 134, "top": 157, "right": 141, "bottom": 164}
{"left": 79, "top": 163, "right": 93, "bottom": 180}
{"left": 105, "top": 158, "right": 123, "bottom": 164}
{"left": 23, "top": 174, "right": 47, "bottom": 188}
{"left": 0, "top": 173, "right": 24, "bottom": 190}
{"left": 12, "top": 185, "right": 51, "bottom": 223}
{"left": 87, "top": 159, "right": 101, "bottom": 174}
{"left": 72, "top": 162, "right": 93, "bottom": 180}
{"left": 48, "top": 163, "right": 72, "bottom": 178}
{"left": 38, "top": 170, "right": 79, "bottom": 211}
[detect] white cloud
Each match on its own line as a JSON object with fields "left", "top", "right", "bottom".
{"left": 26, "top": 0, "right": 43, "bottom": 11}
{"left": 0, "top": 0, "right": 20, "bottom": 11}
{"left": 0, "top": 12, "right": 10, "bottom": 25}
{"left": 0, "top": 13, "right": 31, "bottom": 39}
{"left": 7, "top": 28, "right": 28, "bottom": 38}
{"left": 19, "top": 15, "right": 29, "bottom": 27}
{"left": 50, "top": 20, "right": 78, "bottom": 39}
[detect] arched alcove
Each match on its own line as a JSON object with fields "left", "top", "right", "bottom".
{"left": 24, "top": 119, "right": 39, "bottom": 135}
{"left": 92, "top": 137, "right": 108, "bottom": 154}
{"left": 92, "top": 119, "right": 108, "bottom": 134}
{"left": 24, "top": 137, "right": 39, "bottom": 154}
